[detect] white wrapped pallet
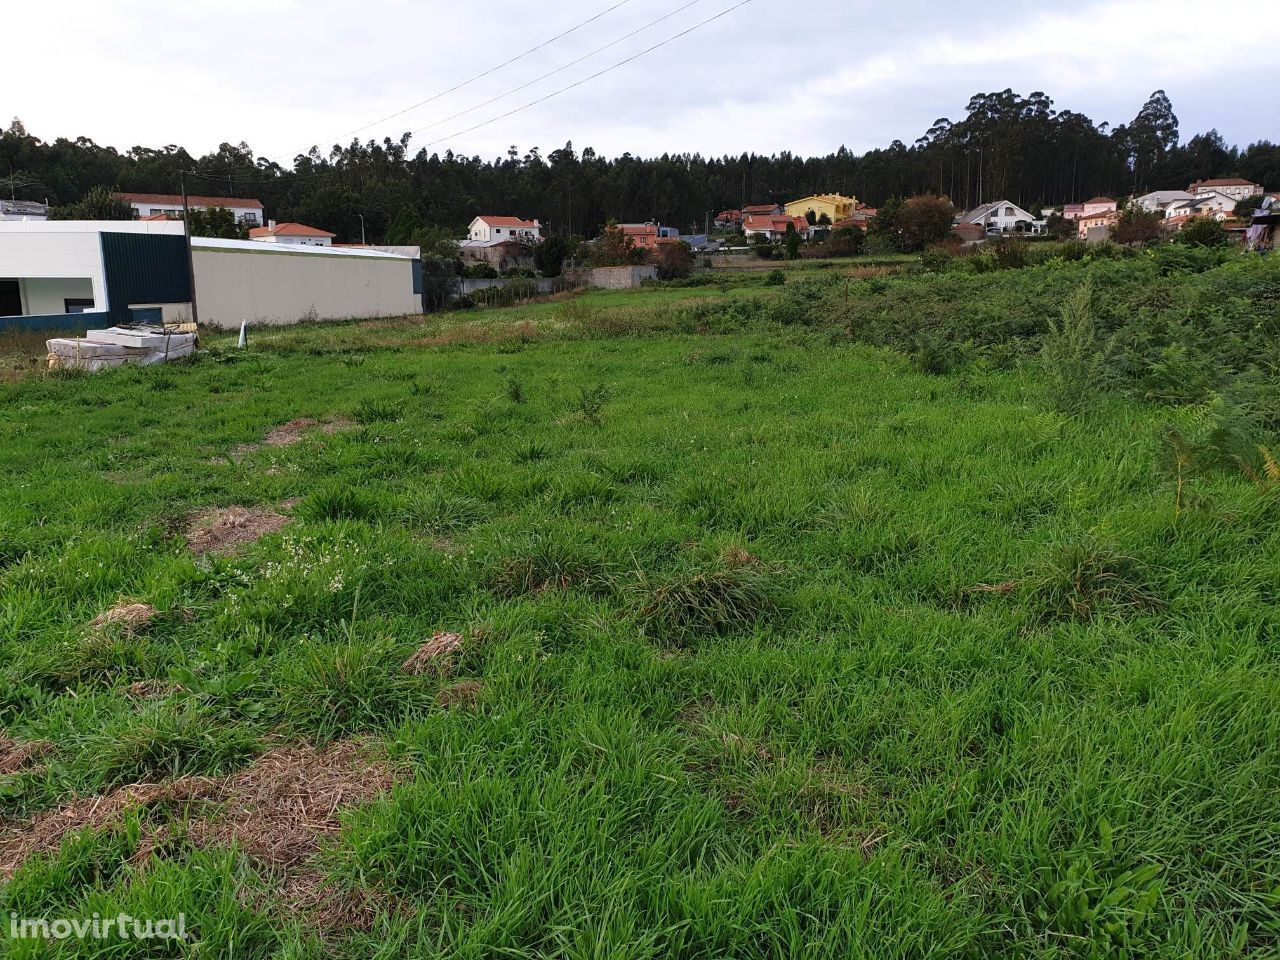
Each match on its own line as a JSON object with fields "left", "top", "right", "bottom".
{"left": 46, "top": 327, "right": 196, "bottom": 372}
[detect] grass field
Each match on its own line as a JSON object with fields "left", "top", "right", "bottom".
{"left": 2, "top": 257, "right": 1280, "bottom": 957}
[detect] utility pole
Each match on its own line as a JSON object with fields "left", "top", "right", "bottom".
{"left": 358, "top": 213, "right": 366, "bottom": 245}
{"left": 180, "top": 170, "right": 200, "bottom": 328}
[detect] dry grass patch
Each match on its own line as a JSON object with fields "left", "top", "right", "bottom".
{"left": 436, "top": 680, "right": 485, "bottom": 709}
{"left": 0, "top": 778, "right": 212, "bottom": 880}
{"left": 1, "top": 742, "right": 396, "bottom": 885}
{"left": 87, "top": 601, "right": 158, "bottom": 636}
{"left": 183, "top": 742, "right": 394, "bottom": 870}
{"left": 0, "top": 735, "right": 53, "bottom": 776}
{"left": 402, "top": 631, "right": 465, "bottom": 677}
{"left": 186, "top": 506, "right": 290, "bottom": 555}
{"left": 124, "top": 679, "right": 185, "bottom": 701}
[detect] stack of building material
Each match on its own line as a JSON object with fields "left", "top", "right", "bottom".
{"left": 46, "top": 327, "right": 196, "bottom": 372}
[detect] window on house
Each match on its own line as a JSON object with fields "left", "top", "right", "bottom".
{"left": 64, "top": 298, "right": 95, "bottom": 314}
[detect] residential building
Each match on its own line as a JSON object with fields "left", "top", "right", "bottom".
{"left": 1076, "top": 209, "right": 1120, "bottom": 240}
{"left": 742, "top": 203, "right": 784, "bottom": 218}
{"left": 618, "top": 222, "right": 679, "bottom": 250}
{"left": 0, "top": 199, "right": 48, "bottom": 221}
{"left": 619, "top": 223, "right": 658, "bottom": 249}
{"left": 1062, "top": 203, "right": 1085, "bottom": 220}
{"left": 1188, "top": 178, "right": 1263, "bottom": 202}
{"left": 713, "top": 210, "right": 743, "bottom": 229}
{"left": 960, "top": 201, "right": 1037, "bottom": 234}
{"left": 458, "top": 239, "right": 535, "bottom": 271}
{"left": 466, "top": 215, "right": 540, "bottom": 244}
{"left": 1133, "top": 190, "right": 1196, "bottom": 213}
{"left": 1081, "top": 196, "right": 1117, "bottom": 217}
{"left": 833, "top": 208, "right": 877, "bottom": 232}
{"left": 784, "top": 194, "right": 857, "bottom": 224}
{"left": 1165, "top": 192, "right": 1235, "bottom": 220}
{"left": 113, "top": 192, "right": 264, "bottom": 226}
{"left": 248, "top": 221, "right": 335, "bottom": 247}
{"left": 743, "top": 215, "right": 812, "bottom": 242}
{"left": 0, "top": 220, "right": 419, "bottom": 330}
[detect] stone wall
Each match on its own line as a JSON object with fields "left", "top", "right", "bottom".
{"left": 589, "top": 265, "right": 658, "bottom": 289}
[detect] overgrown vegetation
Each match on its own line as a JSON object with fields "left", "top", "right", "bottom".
{"left": 2, "top": 253, "right": 1280, "bottom": 956}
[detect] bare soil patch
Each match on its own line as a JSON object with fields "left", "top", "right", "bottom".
{"left": 186, "top": 506, "right": 290, "bottom": 555}
{"left": 402, "top": 632, "right": 465, "bottom": 676}
{"left": 263, "top": 417, "right": 321, "bottom": 447}
{"left": 226, "top": 417, "right": 355, "bottom": 460}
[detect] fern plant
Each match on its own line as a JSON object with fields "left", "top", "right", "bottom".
{"left": 1041, "top": 279, "right": 1110, "bottom": 412}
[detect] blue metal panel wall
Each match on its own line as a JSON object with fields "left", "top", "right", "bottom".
{"left": 0, "top": 310, "right": 112, "bottom": 334}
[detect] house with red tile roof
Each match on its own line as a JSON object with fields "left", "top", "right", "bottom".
{"left": 713, "top": 209, "right": 743, "bottom": 229}
{"left": 466, "top": 216, "right": 541, "bottom": 245}
{"left": 743, "top": 215, "right": 812, "bottom": 242}
{"left": 742, "top": 203, "right": 785, "bottom": 218}
{"left": 618, "top": 222, "right": 680, "bottom": 250}
{"left": 1076, "top": 208, "right": 1120, "bottom": 241}
{"left": 248, "top": 221, "right": 335, "bottom": 247}
{"left": 113, "top": 192, "right": 264, "bottom": 226}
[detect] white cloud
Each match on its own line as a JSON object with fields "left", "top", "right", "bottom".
{"left": 1, "top": 0, "right": 1273, "bottom": 161}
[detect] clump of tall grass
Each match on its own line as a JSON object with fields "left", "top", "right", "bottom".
{"left": 297, "top": 485, "right": 380, "bottom": 522}
{"left": 352, "top": 396, "right": 400, "bottom": 424}
{"left": 491, "top": 532, "right": 616, "bottom": 598}
{"left": 1021, "top": 535, "right": 1162, "bottom": 624}
{"left": 638, "top": 562, "right": 779, "bottom": 643}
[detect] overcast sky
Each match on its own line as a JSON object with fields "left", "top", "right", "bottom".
{"left": 4, "top": 0, "right": 1274, "bottom": 164}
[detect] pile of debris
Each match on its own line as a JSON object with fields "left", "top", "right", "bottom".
{"left": 47, "top": 326, "right": 196, "bottom": 372}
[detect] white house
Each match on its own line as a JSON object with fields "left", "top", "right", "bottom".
{"left": 466, "top": 216, "right": 540, "bottom": 244}
{"left": 1165, "top": 193, "right": 1235, "bottom": 220}
{"left": 1188, "top": 178, "right": 1263, "bottom": 202}
{"left": 114, "top": 192, "right": 264, "bottom": 226}
{"left": 742, "top": 215, "right": 812, "bottom": 242}
{"left": 1134, "top": 190, "right": 1196, "bottom": 213}
{"left": 961, "top": 201, "right": 1038, "bottom": 234}
{"left": 248, "top": 221, "right": 335, "bottom": 247}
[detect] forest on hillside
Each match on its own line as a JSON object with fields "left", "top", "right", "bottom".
{"left": 2, "top": 89, "right": 1277, "bottom": 244}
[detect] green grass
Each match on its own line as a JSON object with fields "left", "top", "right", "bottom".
{"left": 2, "top": 260, "right": 1280, "bottom": 957}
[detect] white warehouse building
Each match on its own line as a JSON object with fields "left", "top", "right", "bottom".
{"left": 0, "top": 221, "right": 423, "bottom": 331}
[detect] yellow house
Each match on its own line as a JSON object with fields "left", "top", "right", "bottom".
{"left": 784, "top": 194, "right": 857, "bottom": 223}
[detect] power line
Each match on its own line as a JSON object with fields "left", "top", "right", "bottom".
{"left": 417, "top": 0, "right": 753, "bottom": 151}
{"left": 276, "top": 0, "right": 634, "bottom": 162}
{"left": 409, "top": 0, "right": 704, "bottom": 138}
{"left": 184, "top": 0, "right": 750, "bottom": 182}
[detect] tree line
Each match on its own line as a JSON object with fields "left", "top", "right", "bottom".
{"left": 2, "top": 89, "right": 1276, "bottom": 245}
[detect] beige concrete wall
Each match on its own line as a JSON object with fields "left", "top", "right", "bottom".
{"left": 191, "top": 246, "right": 419, "bottom": 329}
